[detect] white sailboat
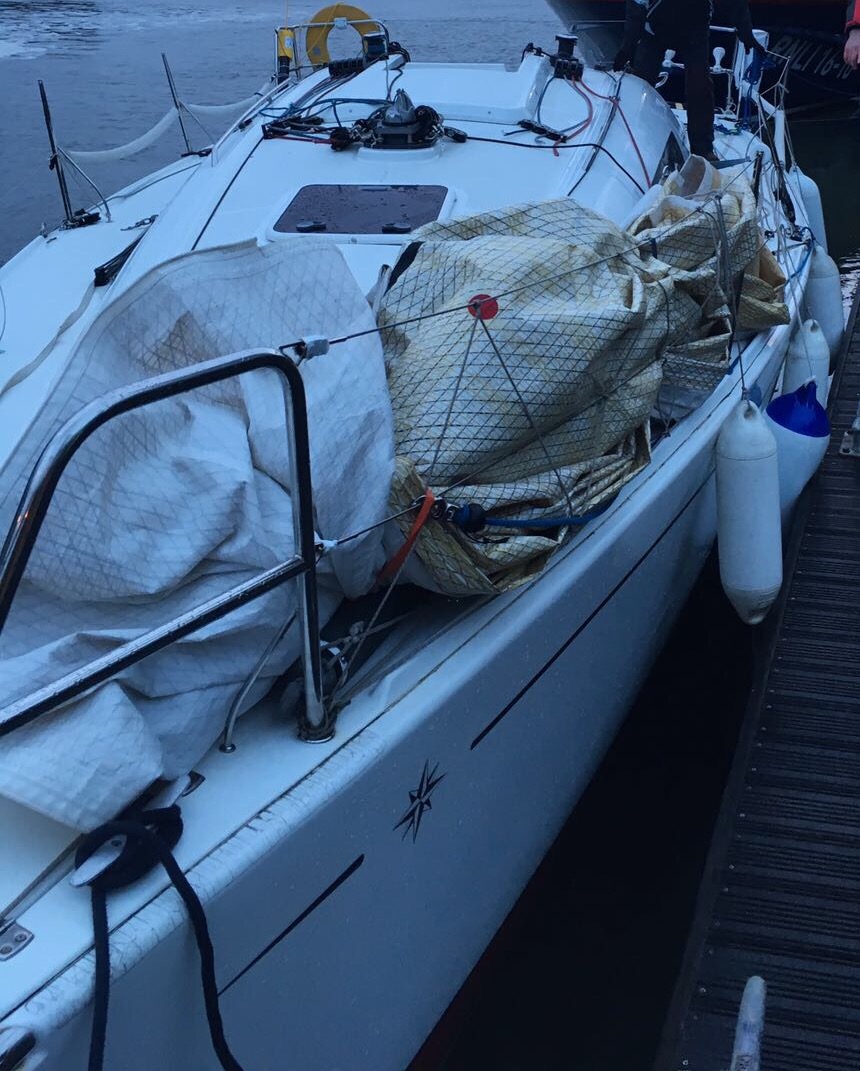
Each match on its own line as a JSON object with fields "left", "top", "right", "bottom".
{"left": 0, "top": 9, "right": 839, "bottom": 1070}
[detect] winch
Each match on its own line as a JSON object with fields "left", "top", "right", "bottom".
{"left": 330, "top": 89, "right": 445, "bottom": 151}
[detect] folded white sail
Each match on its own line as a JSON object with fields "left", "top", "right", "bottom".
{"left": 0, "top": 239, "right": 394, "bottom": 830}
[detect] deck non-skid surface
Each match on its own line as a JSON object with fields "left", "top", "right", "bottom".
{"left": 662, "top": 294, "right": 860, "bottom": 1071}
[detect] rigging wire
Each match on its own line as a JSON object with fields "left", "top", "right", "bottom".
{"left": 57, "top": 149, "right": 113, "bottom": 222}
{"left": 326, "top": 118, "right": 802, "bottom": 663}
{"left": 578, "top": 77, "right": 651, "bottom": 189}
{"left": 105, "top": 161, "right": 201, "bottom": 204}
{"left": 703, "top": 199, "right": 747, "bottom": 393}
{"left": 477, "top": 316, "right": 579, "bottom": 518}
{"left": 427, "top": 313, "right": 480, "bottom": 481}
{"left": 324, "top": 610, "right": 416, "bottom": 654}
{"left": 461, "top": 133, "right": 647, "bottom": 194}
{"left": 181, "top": 103, "right": 216, "bottom": 146}
{"left": 330, "top": 544, "right": 416, "bottom": 698}
{"left": 40, "top": 93, "right": 787, "bottom": 650}
{"left": 221, "top": 612, "right": 297, "bottom": 752}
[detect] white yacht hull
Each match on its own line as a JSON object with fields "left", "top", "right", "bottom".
{"left": 16, "top": 336, "right": 788, "bottom": 1071}
{"left": 0, "top": 33, "right": 816, "bottom": 1071}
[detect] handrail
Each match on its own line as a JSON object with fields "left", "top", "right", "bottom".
{"left": 0, "top": 349, "right": 328, "bottom": 740}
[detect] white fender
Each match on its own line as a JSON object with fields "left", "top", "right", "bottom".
{"left": 781, "top": 319, "right": 831, "bottom": 403}
{"left": 716, "top": 400, "right": 782, "bottom": 625}
{"left": 765, "top": 382, "right": 831, "bottom": 522}
{"left": 730, "top": 976, "right": 766, "bottom": 1071}
{"left": 794, "top": 170, "right": 827, "bottom": 250}
{"left": 805, "top": 245, "right": 843, "bottom": 361}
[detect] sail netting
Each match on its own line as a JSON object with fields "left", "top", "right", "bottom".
{"left": 380, "top": 157, "right": 788, "bottom": 596}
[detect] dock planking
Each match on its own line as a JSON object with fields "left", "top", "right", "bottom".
{"left": 659, "top": 288, "right": 860, "bottom": 1071}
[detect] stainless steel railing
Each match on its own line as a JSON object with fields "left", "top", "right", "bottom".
{"left": 0, "top": 349, "right": 330, "bottom": 742}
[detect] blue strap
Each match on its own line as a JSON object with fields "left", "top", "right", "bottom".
{"left": 483, "top": 505, "right": 609, "bottom": 530}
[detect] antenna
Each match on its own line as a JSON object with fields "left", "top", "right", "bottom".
{"left": 38, "top": 80, "right": 74, "bottom": 224}
{"left": 161, "top": 53, "right": 193, "bottom": 155}
{"left": 37, "top": 81, "right": 100, "bottom": 229}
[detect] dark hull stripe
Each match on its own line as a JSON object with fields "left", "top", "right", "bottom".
{"left": 220, "top": 854, "right": 365, "bottom": 994}
{"left": 470, "top": 471, "right": 713, "bottom": 750}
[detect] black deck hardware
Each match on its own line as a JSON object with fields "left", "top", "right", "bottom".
{"left": 659, "top": 288, "right": 860, "bottom": 1071}
{"left": 93, "top": 233, "right": 144, "bottom": 287}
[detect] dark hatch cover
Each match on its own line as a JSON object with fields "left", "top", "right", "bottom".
{"left": 274, "top": 184, "right": 448, "bottom": 235}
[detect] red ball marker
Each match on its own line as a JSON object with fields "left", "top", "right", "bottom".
{"left": 467, "top": 293, "right": 499, "bottom": 320}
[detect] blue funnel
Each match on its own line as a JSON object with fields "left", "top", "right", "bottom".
{"left": 765, "top": 382, "right": 831, "bottom": 521}
{"left": 766, "top": 381, "right": 830, "bottom": 439}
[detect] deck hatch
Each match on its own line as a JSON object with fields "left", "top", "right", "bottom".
{"left": 274, "top": 184, "right": 448, "bottom": 235}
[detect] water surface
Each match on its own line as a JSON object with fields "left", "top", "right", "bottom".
{"left": 0, "top": 0, "right": 561, "bottom": 262}
{"left": 0, "top": 1, "right": 856, "bottom": 263}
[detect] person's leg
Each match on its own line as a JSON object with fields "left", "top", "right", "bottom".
{"left": 682, "top": 26, "right": 716, "bottom": 157}
{"left": 632, "top": 30, "right": 667, "bottom": 86}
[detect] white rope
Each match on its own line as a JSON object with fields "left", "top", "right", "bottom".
{"left": 183, "top": 81, "right": 270, "bottom": 122}
{"left": 65, "top": 108, "right": 178, "bottom": 165}
{"left": 63, "top": 80, "right": 271, "bottom": 165}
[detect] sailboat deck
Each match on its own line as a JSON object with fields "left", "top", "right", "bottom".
{"left": 661, "top": 288, "right": 860, "bottom": 1070}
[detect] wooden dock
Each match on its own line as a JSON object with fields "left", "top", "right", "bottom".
{"left": 660, "top": 290, "right": 860, "bottom": 1071}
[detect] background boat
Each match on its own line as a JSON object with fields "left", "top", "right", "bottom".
{"left": 547, "top": 0, "right": 860, "bottom": 109}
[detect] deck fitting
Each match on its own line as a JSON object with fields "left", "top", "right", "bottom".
{"left": 0, "top": 921, "right": 34, "bottom": 961}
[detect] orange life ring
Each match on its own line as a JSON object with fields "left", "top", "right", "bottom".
{"left": 305, "top": 4, "right": 382, "bottom": 67}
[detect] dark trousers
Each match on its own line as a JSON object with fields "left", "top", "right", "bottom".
{"left": 633, "top": 26, "right": 716, "bottom": 157}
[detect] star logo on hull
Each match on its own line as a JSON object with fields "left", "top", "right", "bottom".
{"left": 394, "top": 761, "right": 446, "bottom": 842}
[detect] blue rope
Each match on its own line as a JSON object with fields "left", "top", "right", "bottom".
{"left": 739, "top": 52, "right": 770, "bottom": 130}
{"left": 784, "top": 240, "right": 814, "bottom": 284}
{"left": 483, "top": 505, "right": 609, "bottom": 530}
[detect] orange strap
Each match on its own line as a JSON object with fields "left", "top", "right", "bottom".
{"left": 376, "top": 489, "right": 435, "bottom": 585}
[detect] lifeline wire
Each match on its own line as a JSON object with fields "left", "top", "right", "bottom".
{"left": 287, "top": 85, "right": 762, "bottom": 358}
{"left": 330, "top": 506, "right": 417, "bottom": 548}
{"left": 307, "top": 153, "right": 773, "bottom": 510}
{"left": 438, "top": 238, "right": 779, "bottom": 501}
